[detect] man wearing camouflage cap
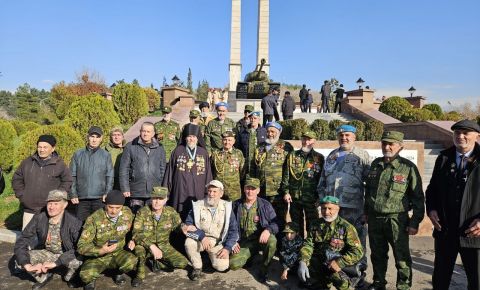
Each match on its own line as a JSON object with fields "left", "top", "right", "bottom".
{"left": 183, "top": 109, "right": 206, "bottom": 136}
{"left": 131, "top": 186, "right": 188, "bottom": 287}
{"left": 14, "top": 190, "right": 83, "bottom": 289}
{"left": 204, "top": 102, "right": 236, "bottom": 154}
{"left": 236, "top": 111, "right": 267, "bottom": 175}
{"left": 211, "top": 131, "right": 245, "bottom": 201}
{"left": 230, "top": 177, "right": 278, "bottom": 283}
{"left": 298, "top": 195, "right": 363, "bottom": 290}
{"left": 365, "top": 131, "right": 424, "bottom": 290}
{"left": 283, "top": 130, "right": 324, "bottom": 235}
{"left": 154, "top": 106, "right": 180, "bottom": 161}
{"left": 236, "top": 104, "right": 254, "bottom": 133}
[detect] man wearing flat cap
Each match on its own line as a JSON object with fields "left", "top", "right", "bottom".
{"left": 14, "top": 190, "right": 82, "bottom": 289}
{"left": 298, "top": 196, "right": 363, "bottom": 290}
{"left": 131, "top": 186, "right": 188, "bottom": 287}
{"left": 230, "top": 177, "right": 278, "bottom": 283}
{"left": 426, "top": 119, "right": 480, "bottom": 290}
{"left": 78, "top": 190, "right": 137, "bottom": 290}
{"left": 281, "top": 91, "right": 296, "bottom": 120}
{"left": 211, "top": 131, "right": 245, "bottom": 201}
{"left": 70, "top": 126, "right": 114, "bottom": 221}
{"left": 283, "top": 130, "right": 324, "bottom": 235}
{"left": 204, "top": 102, "right": 236, "bottom": 154}
{"left": 317, "top": 124, "right": 370, "bottom": 280}
{"left": 154, "top": 106, "right": 180, "bottom": 162}
{"left": 365, "top": 131, "right": 424, "bottom": 290}
{"left": 13, "top": 134, "right": 72, "bottom": 229}
{"left": 236, "top": 104, "right": 254, "bottom": 133}
{"left": 236, "top": 111, "right": 267, "bottom": 175}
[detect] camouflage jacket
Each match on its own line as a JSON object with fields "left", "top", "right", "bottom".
{"left": 317, "top": 146, "right": 370, "bottom": 209}
{"left": 132, "top": 205, "right": 181, "bottom": 250}
{"left": 211, "top": 148, "right": 245, "bottom": 201}
{"left": 281, "top": 149, "right": 324, "bottom": 200}
{"left": 365, "top": 156, "right": 425, "bottom": 229}
{"left": 252, "top": 140, "right": 293, "bottom": 197}
{"left": 204, "top": 117, "right": 236, "bottom": 153}
{"left": 154, "top": 119, "right": 180, "bottom": 158}
{"left": 77, "top": 207, "right": 134, "bottom": 257}
{"left": 300, "top": 216, "right": 363, "bottom": 268}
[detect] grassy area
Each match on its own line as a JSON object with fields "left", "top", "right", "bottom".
{"left": 0, "top": 171, "right": 22, "bottom": 230}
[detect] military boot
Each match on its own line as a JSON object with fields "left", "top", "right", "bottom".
{"left": 113, "top": 274, "right": 126, "bottom": 285}
{"left": 83, "top": 280, "right": 95, "bottom": 290}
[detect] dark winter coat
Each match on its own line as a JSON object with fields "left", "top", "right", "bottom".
{"left": 281, "top": 95, "right": 296, "bottom": 116}
{"left": 261, "top": 94, "right": 277, "bottom": 115}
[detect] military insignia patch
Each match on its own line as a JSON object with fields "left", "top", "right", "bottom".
{"left": 392, "top": 175, "right": 406, "bottom": 184}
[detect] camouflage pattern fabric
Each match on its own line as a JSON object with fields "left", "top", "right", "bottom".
{"left": 45, "top": 219, "right": 63, "bottom": 254}
{"left": 154, "top": 119, "right": 180, "bottom": 161}
{"left": 104, "top": 142, "right": 124, "bottom": 190}
{"left": 279, "top": 235, "right": 303, "bottom": 269}
{"left": 80, "top": 249, "right": 137, "bottom": 283}
{"left": 211, "top": 148, "right": 245, "bottom": 201}
{"left": 204, "top": 117, "right": 236, "bottom": 153}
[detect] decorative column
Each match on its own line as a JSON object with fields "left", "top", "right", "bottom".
{"left": 256, "top": 0, "right": 269, "bottom": 75}
{"left": 229, "top": 0, "right": 242, "bottom": 91}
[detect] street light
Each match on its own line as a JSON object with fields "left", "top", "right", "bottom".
{"left": 356, "top": 78, "right": 365, "bottom": 89}
{"left": 408, "top": 86, "right": 416, "bottom": 97}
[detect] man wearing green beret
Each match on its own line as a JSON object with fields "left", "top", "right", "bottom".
{"left": 365, "top": 131, "right": 424, "bottom": 290}
{"left": 211, "top": 131, "right": 245, "bottom": 201}
{"left": 154, "top": 106, "right": 180, "bottom": 161}
{"left": 230, "top": 177, "right": 279, "bottom": 283}
{"left": 282, "top": 130, "right": 324, "bottom": 235}
{"left": 131, "top": 186, "right": 188, "bottom": 287}
{"left": 204, "top": 103, "right": 236, "bottom": 154}
{"left": 298, "top": 195, "right": 363, "bottom": 289}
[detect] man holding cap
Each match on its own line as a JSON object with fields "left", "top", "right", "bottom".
{"left": 78, "top": 190, "right": 137, "bottom": 290}
{"left": 236, "top": 111, "right": 267, "bottom": 175}
{"left": 426, "top": 119, "right": 480, "bottom": 290}
{"left": 365, "top": 131, "right": 424, "bottom": 290}
{"left": 13, "top": 134, "right": 72, "bottom": 229}
{"left": 132, "top": 186, "right": 188, "bottom": 287}
{"left": 204, "top": 102, "right": 236, "bottom": 154}
{"left": 70, "top": 126, "right": 114, "bottom": 222}
{"left": 236, "top": 104, "right": 254, "bottom": 133}
{"left": 283, "top": 130, "right": 324, "bottom": 235}
{"left": 182, "top": 180, "right": 238, "bottom": 281}
{"left": 154, "top": 106, "right": 180, "bottom": 161}
{"left": 14, "top": 190, "right": 82, "bottom": 289}
{"left": 298, "top": 195, "right": 363, "bottom": 290}
{"left": 230, "top": 177, "right": 278, "bottom": 283}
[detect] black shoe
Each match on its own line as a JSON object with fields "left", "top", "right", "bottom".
{"left": 188, "top": 268, "right": 202, "bottom": 281}
{"left": 83, "top": 280, "right": 95, "bottom": 290}
{"left": 259, "top": 273, "right": 270, "bottom": 284}
{"left": 367, "top": 285, "right": 386, "bottom": 290}
{"left": 67, "top": 279, "right": 80, "bottom": 288}
{"left": 131, "top": 278, "right": 143, "bottom": 287}
{"left": 113, "top": 274, "right": 126, "bottom": 285}
{"left": 32, "top": 273, "right": 54, "bottom": 290}
{"left": 354, "top": 272, "right": 366, "bottom": 288}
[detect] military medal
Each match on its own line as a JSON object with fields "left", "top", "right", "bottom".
{"left": 187, "top": 159, "right": 194, "bottom": 170}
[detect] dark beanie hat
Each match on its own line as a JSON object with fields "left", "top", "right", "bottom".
{"left": 105, "top": 190, "right": 125, "bottom": 205}
{"left": 37, "top": 135, "right": 56, "bottom": 147}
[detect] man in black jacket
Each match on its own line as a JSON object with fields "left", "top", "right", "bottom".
{"left": 0, "top": 167, "right": 5, "bottom": 195}
{"left": 426, "top": 119, "right": 480, "bottom": 290}
{"left": 14, "top": 189, "right": 83, "bottom": 289}
{"left": 281, "top": 91, "right": 295, "bottom": 120}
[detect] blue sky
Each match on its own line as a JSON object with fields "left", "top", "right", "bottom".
{"left": 1, "top": 0, "right": 479, "bottom": 107}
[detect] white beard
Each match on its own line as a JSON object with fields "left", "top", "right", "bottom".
{"left": 266, "top": 136, "right": 279, "bottom": 145}
{"left": 323, "top": 213, "right": 338, "bottom": 223}
{"left": 206, "top": 197, "right": 218, "bottom": 207}
{"left": 301, "top": 146, "right": 312, "bottom": 153}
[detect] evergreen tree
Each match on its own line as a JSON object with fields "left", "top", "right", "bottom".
{"left": 187, "top": 68, "right": 193, "bottom": 93}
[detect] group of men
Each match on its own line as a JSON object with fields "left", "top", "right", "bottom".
{"left": 9, "top": 98, "right": 480, "bottom": 290}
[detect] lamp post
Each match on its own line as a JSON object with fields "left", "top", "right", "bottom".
{"left": 408, "top": 86, "right": 416, "bottom": 97}
{"left": 356, "top": 78, "right": 365, "bottom": 89}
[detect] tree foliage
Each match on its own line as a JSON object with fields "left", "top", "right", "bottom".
{"left": 0, "top": 90, "right": 15, "bottom": 116}
{"left": 13, "top": 83, "right": 54, "bottom": 124}
{"left": 112, "top": 83, "right": 149, "bottom": 124}
{"left": 378, "top": 96, "right": 412, "bottom": 120}
{"left": 400, "top": 108, "right": 436, "bottom": 122}
{"left": 309, "top": 119, "right": 330, "bottom": 141}
{"left": 443, "top": 111, "right": 463, "bottom": 121}
{"left": 347, "top": 120, "right": 365, "bottom": 141}
{"left": 328, "top": 120, "right": 346, "bottom": 140}
{"left": 0, "top": 119, "right": 16, "bottom": 170}
{"left": 187, "top": 68, "right": 193, "bottom": 93}
{"left": 364, "top": 120, "right": 384, "bottom": 141}
{"left": 9, "top": 120, "right": 40, "bottom": 136}
{"left": 279, "top": 119, "right": 308, "bottom": 140}
{"left": 143, "top": 87, "right": 161, "bottom": 112}
{"left": 195, "top": 80, "right": 209, "bottom": 101}
{"left": 423, "top": 104, "right": 443, "bottom": 119}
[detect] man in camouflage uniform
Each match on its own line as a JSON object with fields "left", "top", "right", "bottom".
{"left": 236, "top": 111, "right": 267, "bottom": 176}
{"left": 211, "top": 131, "right": 245, "bottom": 201}
{"left": 317, "top": 124, "right": 370, "bottom": 282}
{"left": 365, "top": 131, "right": 424, "bottom": 290}
{"left": 283, "top": 130, "right": 324, "bottom": 235}
{"left": 298, "top": 196, "right": 363, "bottom": 290}
{"left": 252, "top": 122, "right": 293, "bottom": 227}
{"left": 183, "top": 109, "right": 205, "bottom": 136}
{"left": 236, "top": 104, "right": 254, "bottom": 133}
{"left": 104, "top": 126, "right": 125, "bottom": 190}
{"left": 204, "top": 102, "right": 236, "bottom": 154}
{"left": 199, "top": 101, "right": 215, "bottom": 129}
{"left": 131, "top": 187, "right": 188, "bottom": 287}
{"left": 78, "top": 190, "right": 137, "bottom": 290}
{"left": 154, "top": 106, "right": 180, "bottom": 161}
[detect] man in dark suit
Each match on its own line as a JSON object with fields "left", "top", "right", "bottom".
{"left": 426, "top": 119, "right": 480, "bottom": 290}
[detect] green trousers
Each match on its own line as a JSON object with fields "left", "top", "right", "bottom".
{"left": 134, "top": 244, "right": 188, "bottom": 279}
{"left": 291, "top": 196, "right": 318, "bottom": 236}
{"left": 309, "top": 256, "right": 349, "bottom": 290}
{"left": 80, "top": 250, "right": 138, "bottom": 283}
{"left": 229, "top": 234, "right": 277, "bottom": 274}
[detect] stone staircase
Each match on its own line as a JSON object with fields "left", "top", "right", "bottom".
{"left": 423, "top": 142, "right": 444, "bottom": 190}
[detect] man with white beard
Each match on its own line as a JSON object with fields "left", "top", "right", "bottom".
{"left": 182, "top": 180, "right": 239, "bottom": 281}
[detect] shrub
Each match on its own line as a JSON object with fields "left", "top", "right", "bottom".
{"left": 0, "top": 119, "right": 17, "bottom": 170}
{"left": 423, "top": 103, "right": 443, "bottom": 119}
{"left": 378, "top": 96, "right": 412, "bottom": 120}
{"left": 310, "top": 119, "right": 330, "bottom": 141}
{"left": 278, "top": 119, "right": 308, "bottom": 140}
{"left": 328, "top": 120, "right": 346, "bottom": 140}
{"left": 443, "top": 111, "right": 463, "bottom": 121}
{"left": 112, "top": 83, "right": 149, "bottom": 124}
{"left": 364, "top": 120, "right": 384, "bottom": 141}
{"left": 143, "top": 87, "right": 161, "bottom": 112}
{"left": 278, "top": 120, "right": 292, "bottom": 140}
{"left": 401, "top": 108, "right": 436, "bottom": 122}
{"left": 9, "top": 120, "right": 40, "bottom": 136}
{"left": 347, "top": 120, "right": 365, "bottom": 141}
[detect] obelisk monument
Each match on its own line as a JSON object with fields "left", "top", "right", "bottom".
{"left": 256, "top": 0, "right": 269, "bottom": 75}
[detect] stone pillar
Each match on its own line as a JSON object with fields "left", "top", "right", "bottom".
{"left": 256, "top": 0, "right": 269, "bottom": 75}
{"left": 229, "top": 0, "right": 242, "bottom": 92}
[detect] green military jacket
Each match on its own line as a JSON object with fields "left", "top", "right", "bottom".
{"left": 204, "top": 117, "right": 236, "bottom": 153}
{"left": 281, "top": 149, "right": 324, "bottom": 200}
{"left": 211, "top": 148, "right": 245, "bottom": 201}
{"left": 300, "top": 216, "right": 363, "bottom": 268}
{"left": 132, "top": 205, "right": 181, "bottom": 250}
{"left": 104, "top": 142, "right": 125, "bottom": 190}
{"left": 253, "top": 140, "right": 293, "bottom": 197}
{"left": 365, "top": 156, "right": 425, "bottom": 229}
{"left": 154, "top": 119, "right": 180, "bottom": 159}
{"left": 77, "top": 207, "right": 134, "bottom": 257}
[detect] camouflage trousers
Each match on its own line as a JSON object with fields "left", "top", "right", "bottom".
{"left": 368, "top": 212, "right": 412, "bottom": 290}
{"left": 134, "top": 244, "right": 189, "bottom": 279}
{"left": 309, "top": 256, "right": 349, "bottom": 290}
{"left": 290, "top": 195, "right": 318, "bottom": 237}
{"left": 79, "top": 250, "right": 138, "bottom": 283}
{"left": 229, "top": 234, "right": 277, "bottom": 274}
{"left": 28, "top": 249, "right": 82, "bottom": 282}
{"left": 339, "top": 207, "right": 367, "bottom": 269}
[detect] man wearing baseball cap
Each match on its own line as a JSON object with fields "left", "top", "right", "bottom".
{"left": 426, "top": 119, "right": 480, "bottom": 290}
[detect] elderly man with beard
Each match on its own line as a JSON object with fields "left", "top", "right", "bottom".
{"left": 283, "top": 130, "right": 324, "bottom": 236}
{"left": 298, "top": 196, "right": 363, "bottom": 290}
{"left": 317, "top": 124, "right": 370, "bottom": 283}
{"left": 14, "top": 190, "right": 82, "bottom": 290}
{"left": 252, "top": 122, "right": 293, "bottom": 226}
{"left": 365, "top": 131, "right": 424, "bottom": 290}
{"left": 182, "top": 180, "right": 239, "bottom": 281}
{"left": 236, "top": 111, "right": 267, "bottom": 176}
{"left": 163, "top": 124, "right": 213, "bottom": 220}
{"left": 204, "top": 102, "right": 236, "bottom": 154}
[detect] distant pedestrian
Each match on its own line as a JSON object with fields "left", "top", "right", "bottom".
{"left": 334, "top": 84, "right": 345, "bottom": 113}
{"left": 306, "top": 89, "right": 313, "bottom": 113}
{"left": 299, "top": 84, "right": 308, "bottom": 112}
{"left": 320, "top": 80, "right": 331, "bottom": 113}
{"left": 281, "top": 91, "right": 295, "bottom": 120}
{"left": 261, "top": 90, "right": 277, "bottom": 127}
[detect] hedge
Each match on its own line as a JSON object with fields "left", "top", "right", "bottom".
{"left": 364, "top": 120, "right": 384, "bottom": 141}
{"left": 0, "top": 119, "right": 17, "bottom": 170}
{"left": 309, "top": 119, "right": 330, "bottom": 140}
{"left": 9, "top": 120, "right": 41, "bottom": 136}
